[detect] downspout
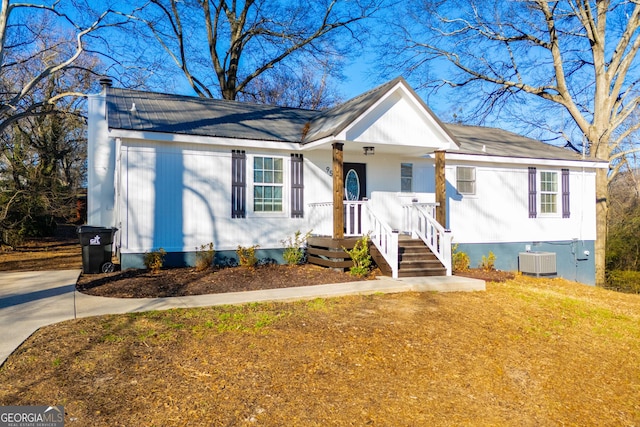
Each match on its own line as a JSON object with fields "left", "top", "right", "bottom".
{"left": 114, "top": 137, "right": 122, "bottom": 259}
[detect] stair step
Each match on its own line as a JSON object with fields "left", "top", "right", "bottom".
{"left": 398, "top": 252, "right": 438, "bottom": 261}
{"left": 397, "top": 267, "right": 447, "bottom": 277}
{"left": 399, "top": 240, "right": 428, "bottom": 247}
{"left": 370, "top": 238, "right": 447, "bottom": 278}
{"left": 399, "top": 259, "right": 443, "bottom": 269}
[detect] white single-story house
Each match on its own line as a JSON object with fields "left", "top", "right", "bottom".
{"left": 87, "top": 77, "right": 607, "bottom": 285}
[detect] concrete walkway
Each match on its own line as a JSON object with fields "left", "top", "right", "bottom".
{"left": 0, "top": 270, "right": 484, "bottom": 366}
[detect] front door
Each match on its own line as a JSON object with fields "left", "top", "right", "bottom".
{"left": 344, "top": 163, "right": 366, "bottom": 201}
{"left": 343, "top": 163, "right": 366, "bottom": 235}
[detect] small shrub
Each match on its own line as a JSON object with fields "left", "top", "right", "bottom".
{"left": 606, "top": 270, "right": 640, "bottom": 294}
{"left": 237, "top": 245, "right": 259, "bottom": 268}
{"left": 452, "top": 244, "right": 470, "bottom": 273}
{"left": 344, "top": 234, "right": 372, "bottom": 277}
{"left": 144, "top": 248, "right": 166, "bottom": 273}
{"left": 479, "top": 251, "right": 496, "bottom": 272}
{"left": 282, "top": 230, "right": 312, "bottom": 265}
{"left": 195, "top": 242, "right": 215, "bottom": 271}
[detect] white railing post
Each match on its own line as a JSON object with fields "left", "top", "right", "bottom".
{"left": 410, "top": 204, "right": 452, "bottom": 276}
{"left": 443, "top": 229, "right": 452, "bottom": 276}
{"left": 363, "top": 202, "right": 399, "bottom": 279}
{"left": 390, "top": 229, "right": 399, "bottom": 278}
{"left": 410, "top": 199, "right": 418, "bottom": 239}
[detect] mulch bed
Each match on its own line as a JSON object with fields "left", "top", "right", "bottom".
{"left": 76, "top": 262, "right": 512, "bottom": 299}
{"left": 76, "top": 263, "right": 369, "bottom": 298}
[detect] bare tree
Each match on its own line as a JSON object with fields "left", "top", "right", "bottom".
{"left": 0, "top": 0, "right": 124, "bottom": 134}
{"left": 0, "top": 1, "right": 128, "bottom": 244}
{"left": 123, "top": 0, "right": 383, "bottom": 102}
{"left": 0, "top": 68, "right": 92, "bottom": 245}
{"left": 238, "top": 65, "right": 342, "bottom": 110}
{"left": 388, "top": 0, "right": 640, "bottom": 286}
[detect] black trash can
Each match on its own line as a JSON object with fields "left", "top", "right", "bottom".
{"left": 77, "top": 226, "right": 117, "bottom": 274}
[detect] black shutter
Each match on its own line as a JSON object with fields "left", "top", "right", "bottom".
{"left": 291, "top": 154, "right": 304, "bottom": 218}
{"left": 528, "top": 167, "right": 537, "bottom": 218}
{"left": 562, "top": 168, "right": 570, "bottom": 218}
{"left": 231, "top": 150, "right": 246, "bottom": 218}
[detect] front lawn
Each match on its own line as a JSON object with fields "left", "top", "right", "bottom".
{"left": 1, "top": 275, "right": 639, "bottom": 426}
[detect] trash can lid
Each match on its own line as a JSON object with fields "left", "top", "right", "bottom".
{"left": 77, "top": 225, "right": 118, "bottom": 233}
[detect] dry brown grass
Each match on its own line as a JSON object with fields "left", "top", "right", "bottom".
{"left": 0, "top": 225, "right": 81, "bottom": 271}
{"left": 1, "top": 275, "right": 639, "bottom": 426}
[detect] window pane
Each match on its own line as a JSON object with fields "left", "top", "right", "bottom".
{"left": 264, "top": 157, "right": 273, "bottom": 170}
{"left": 253, "top": 156, "right": 283, "bottom": 213}
{"left": 401, "top": 163, "right": 412, "bottom": 178}
{"left": 541, "top": 172, "right": 557, "bottom": 192}
{"left": 401, "top": 178, "right": 412, "bottom": 192}
{"left": 541, "top": 194, "right": 557, "bottom": 213}
{"left": 458, "top": 181, "right": 475, "bottom": 194}
{"left": 458, "top": 167, "right": 473, "bottom": 180}
{"left": 456, "top": 166, "right": 476, "bottom": 195}
{"left": 401, "top": 163, "right": 412, "bottom": 192}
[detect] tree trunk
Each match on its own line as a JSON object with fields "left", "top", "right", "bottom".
{"left": 595, "top": 168, "right": 608, "bottom": 286}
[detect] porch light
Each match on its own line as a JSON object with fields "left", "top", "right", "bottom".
{"left": 363, "top": 146, "right": 375, "bottom": 156}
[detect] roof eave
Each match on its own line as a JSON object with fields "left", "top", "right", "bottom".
{"left": 108, "top": 128, "right": 302, "bottom": 151}
{"left": 443, "top": 151, "right": 609, "bottom": 168}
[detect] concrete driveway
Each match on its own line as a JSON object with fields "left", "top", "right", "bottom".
{"left": 0, "top": 270, "right": 484, "bottom": 366}
{"left": 0, "top": 270, "right": 81, "bottom": 365}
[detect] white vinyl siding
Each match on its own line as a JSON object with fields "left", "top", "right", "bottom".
{"left": 448, "top": 165, "right": 596, "bottom": 244}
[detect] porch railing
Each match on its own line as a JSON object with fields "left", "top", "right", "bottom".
{"left": 404, "top": 202, "right": 452, "bottom": 275}
{"left": 364, "top": 204, "right": 399, "bottom": 278}
{"left": 308, "top": 201, "right": 367, "bottom": 237}
{"left": 308, "top": 199, "right": 451, "bottom": 277}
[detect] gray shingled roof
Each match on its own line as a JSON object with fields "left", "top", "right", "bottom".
{"left": 106, "top": 79, "right": 592, "bottom": 162}
{"left": 446, "top": 123, "right": 587, "bottom": 161}
{"left": 107, "top": 88, "right": 317, "bottom": 143}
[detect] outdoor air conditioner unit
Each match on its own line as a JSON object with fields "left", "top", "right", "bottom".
{"left": 519, "top": 252, "right": 557, "bottom": 277}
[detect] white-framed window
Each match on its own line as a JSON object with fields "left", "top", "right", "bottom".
{"left": 539, "top": 170, "right": 558, "bottom": 214}
{"left": 401, "top": 163, "right": 413, "bottom": 192}
{"left": 456, "top": 166, "right": 476, "bottom": 195}
{"left": 253, "top": 156, "right": 283, "bottom": 212}
{"left": 528, "top": 167, "right": 569, "bottom": 219}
